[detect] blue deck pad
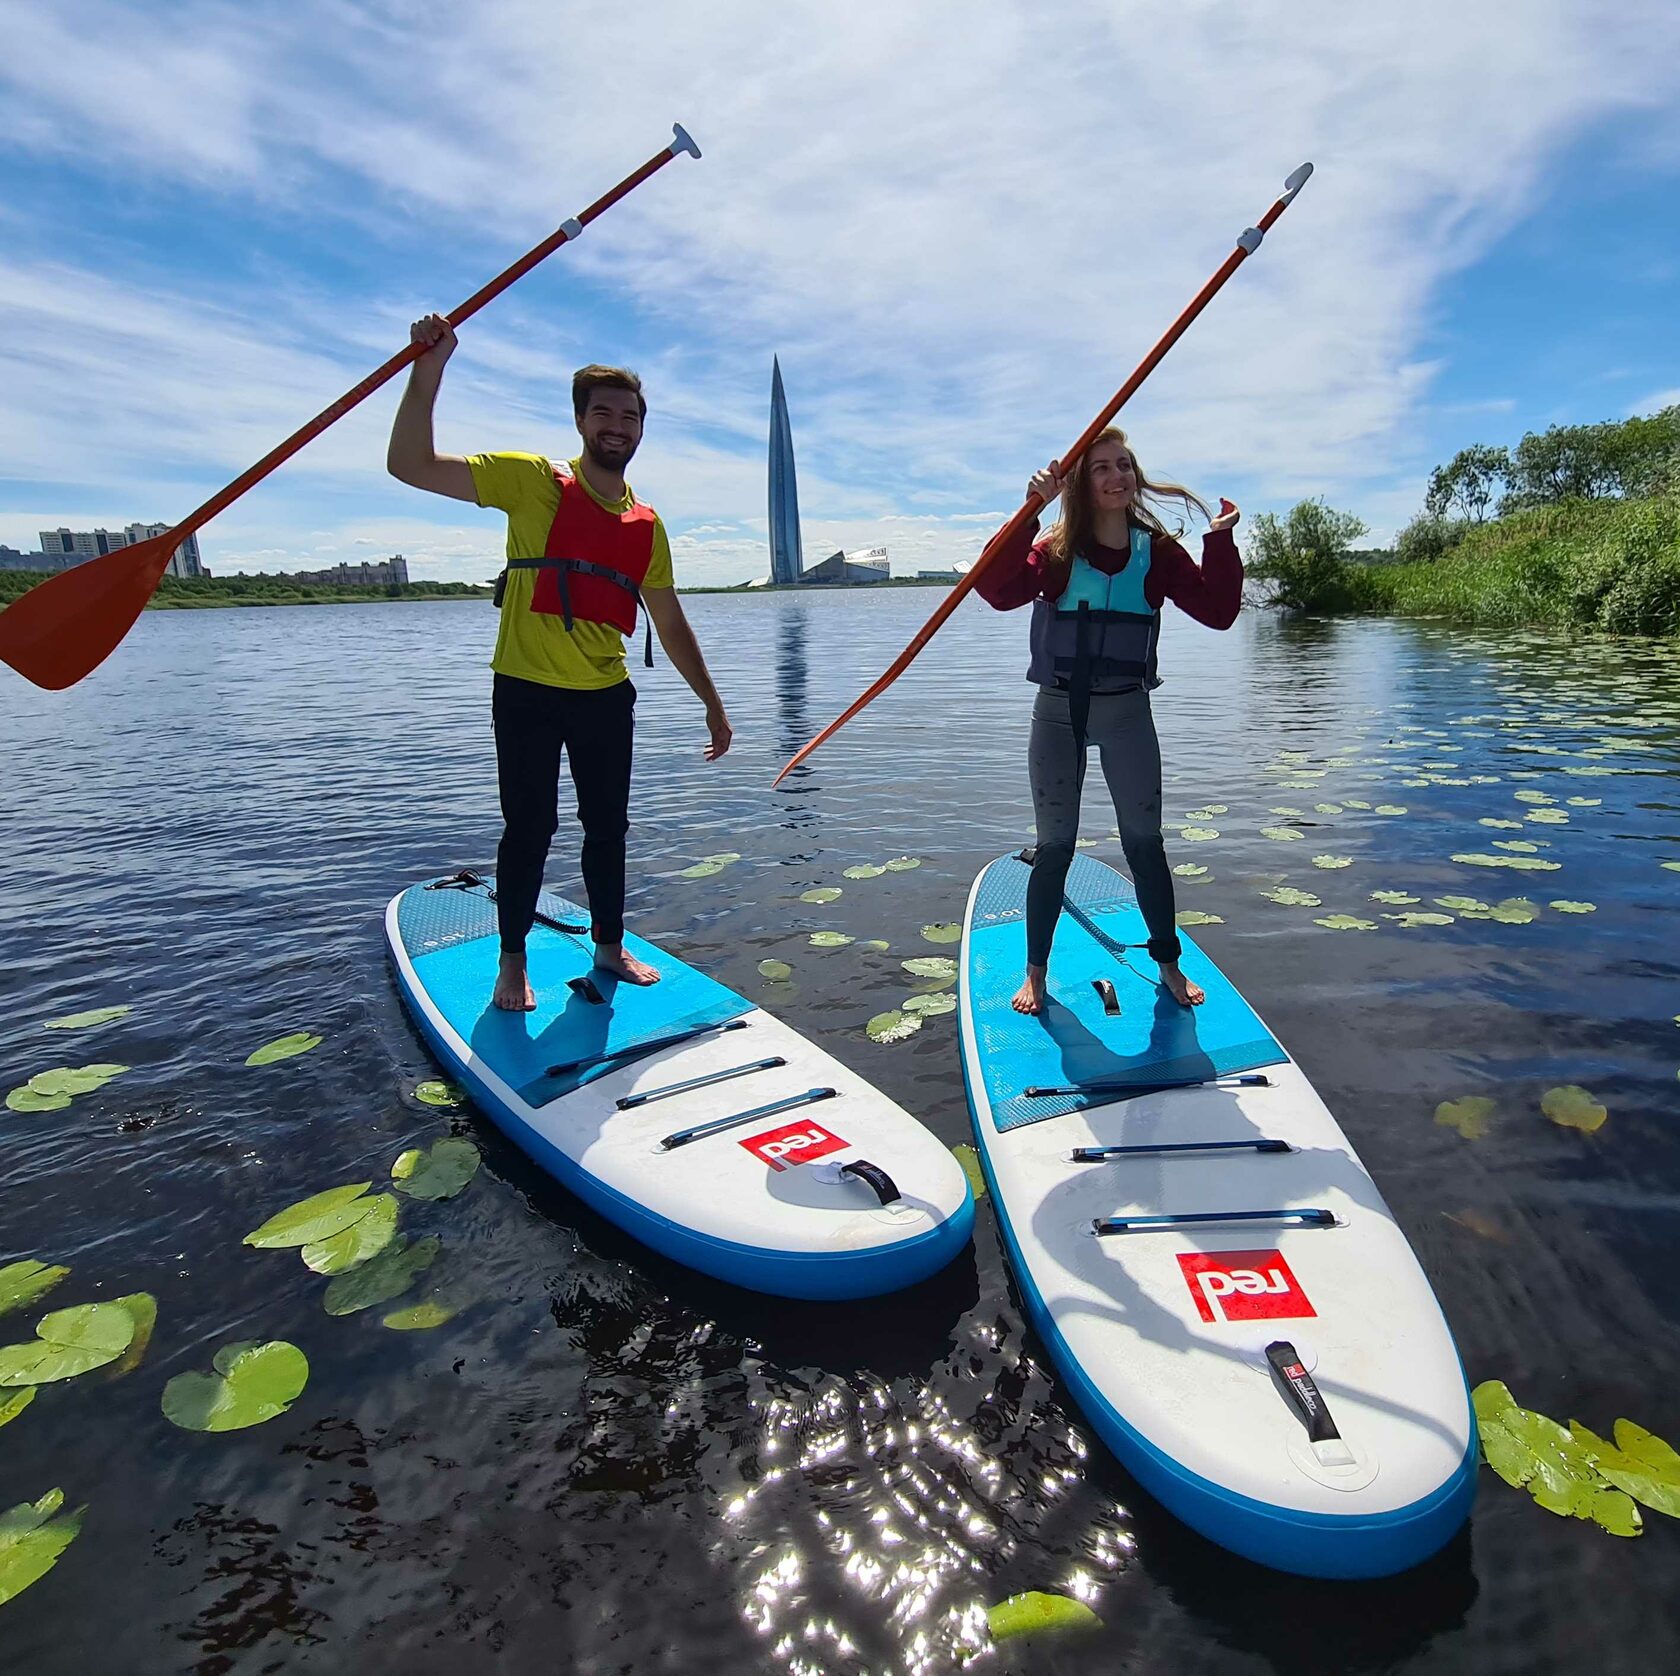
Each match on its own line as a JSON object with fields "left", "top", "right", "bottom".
{"left": 398, "top": 878, "right": 751, "bottom": 1106}
{"left": 968, "top": 853, "right": 1286, "bottom": 1131}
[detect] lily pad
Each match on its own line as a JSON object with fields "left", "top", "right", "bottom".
{"left": 1313, "top": 803, "right": 1343, "bottom": 816}
{"left": 1452, "top": 853, "right": 1562, "bottom": 872}
{"left": 109, "top": 1292, "right": 158, "bottom": 1379}
{"left": 0, "top": 1489, "right": 86, "bottom": 1607}
{"left": 866, "top": 1010, "right": 922, "bottom": 1045}
{"left": 1175, "top": 910, "right": 1223, "bottom": 927}
{"left": 414, "top": 1079, "right": 467, "bottom": 1108}
{"left": 1173, "top": 863, "right": 1209, "bottom": 877}
{"left": 1492, "top": 840, "right": 1541, "bottom": 853}
{"left": 43, "top": 1006, "right": 131, "bottom": 1031}
{"left": 987, "top": 1590, "right": 1101, "bottom": 1642}
{"left": 1314, "top": 915, "right": 1376, "bottom": 931}
{"left": 19, "top": 1064, "right": 129, "bottom": 1100}
{"left": 1436, "top": 1096, "right": 1497, "bottom": 1140}
{"left": 0, "top": 1261, "right": 70, "bottom": 1318}
{"left": 703, "top": 852, "right": 742, "bottom": 865}
{"left": 1373, "top": 805, "right": 1409, "bottom": 816}
{"left": 244, "top": 1032, "right": 323, "bottom": 1067}
{"left": 902, "top": 992, "right": 957, "bottom": 1017}
{"left": 1514, "top": 790, "right": 1554, "bottom": 804}
{"left": 0, "top": 1388, "right": 35, "bottom": 1431}
{"left": 1542, "top": 1085, "right": 1607, "bottom": 1133}
{"left": 301, "top": 1193, "right": 400, "bottom": 1274}
{"left": 799, "top": 887, "right": 842, "bottom": 905}
{"left": 901, "top": 957, "right": 957, "bottom": 980}
{"left": 807, "top": 931, "right": 853, "bottom": 949}
{"left": 161, "top": 1340, "right": 309, "bottom": 1433}
{"left": 0, "top": 1297, "right": 144, "bottom": 1386}
{"left": 1488, "top": 898, "right": 1540, "bottom": 924}
{"left": 842, "top": 864, "right": 886, "bottom": 880}
{"left": 856, "top": 939, "right": 890, "bottom": 953}
{"left": 1527, "top": 809, "right": 1569, "bottom": 825}
{"left": 1260, "top": 827, "right": 1304, "bottom": 842}
{"left": 1311, "top": 855, "right": 1353, "bottom": 870}
{"left": 1262, "top": 887, "right": 1321, "bottom": 907}
{"left": 1179, "top": 827, "right": 1219, "bottom": 842}
{"left": 757, "top": 958, "right": 793, "bottom": 982}
{"left": 1344, "top": 799, "right": 1373, "bottom": 810}
{"left": 390, "top": 1138, "right": 480, "bottom": 1202}
{"left": 950, "top": 1144, "right": 987, "bottom": 1202}
{"left": 919, "top": 923, "right": 961, "bottom": 944}
{"left": 1570, "top": 1420, "right": 1680, "bottom": 1518}
{"left": 382, "top": 1297, "right": 459, "bottom": 1331}
{"left": 5, "top": 1086, "right": 71, "bottom": 1114}
{"left": 883, "top": 856, "right": 922, "bottom": 871}
{"left": 1269, "top": 806, "right": 1306, "bottom": 818}
{"left": 1370, "top": 890, "right": 1420, "bottom": 905}
{"left": 678, "top": 860, "right": 726, "bottom": 879}
{"left": 1436, "top": 896, "right": 1489, "bottom": 912}
{"left": 1479, "top": 818, "right": 1525, "bottom": 830}
{"left": 244, "top": 1182, "right": 377, "bottom": 1249}
{"left": 1549, "top": 900, "right": 1596, "bottom": 913}
{"left": 1566, "top": 797, "right": 1601, "bottom": 807}
{"left": 1389, "top": 912, "right": 1454, "bottom": 928}
{"left": 322, "top": 1236, "right": 440, "bottom": 1316}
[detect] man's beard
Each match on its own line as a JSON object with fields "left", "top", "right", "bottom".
{"left": 584, "top": 434, "right": 639, "bottom": 472}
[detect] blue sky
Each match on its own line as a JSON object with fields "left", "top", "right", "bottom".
{"left": 2, "top": 0, "right": 1678, "bottom": 584}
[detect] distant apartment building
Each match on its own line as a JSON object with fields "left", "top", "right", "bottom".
{"left": 270, "top": 556, "right": 410, "bottom": 587}
{"left": 38, "top": 524, "right": 205, "bottom": 578}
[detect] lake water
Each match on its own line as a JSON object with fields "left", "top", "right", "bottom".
{"left": 2, "top": 590, "right": 1678, "bottom": 1673}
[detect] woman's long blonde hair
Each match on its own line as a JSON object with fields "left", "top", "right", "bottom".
{"left": 1045, "top": 427, "right": 1211, "bottom": 566}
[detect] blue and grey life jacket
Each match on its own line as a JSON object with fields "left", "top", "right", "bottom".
{"left": 1024, "top": 524, "right": 1161, "bottom": 696}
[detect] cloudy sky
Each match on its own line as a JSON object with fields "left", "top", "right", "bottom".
{"left": 3, "top": 0, "right": 1679, "bottom": 584}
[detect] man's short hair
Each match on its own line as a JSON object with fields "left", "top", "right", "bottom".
{"left": 572, "top": 364, "right": 647, "bottom": 422}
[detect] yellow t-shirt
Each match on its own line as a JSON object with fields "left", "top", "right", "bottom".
{"left": 468, "top": 451, "right": 674, "bottom": 690}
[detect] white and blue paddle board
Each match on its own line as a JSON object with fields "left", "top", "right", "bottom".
{"left": 387, "top": 871, "right": 973, "bottom": 1299}
{"left": 958, "top": 851, "right": 1476, "bottom": 1578}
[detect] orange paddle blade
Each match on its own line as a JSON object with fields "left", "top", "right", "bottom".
{"left": 0, "top": 534, "right": 178, "bottom": 690}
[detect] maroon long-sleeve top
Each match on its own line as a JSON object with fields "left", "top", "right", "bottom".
{"left": 974, "top": 517, "right": 1244, "bottom": 627}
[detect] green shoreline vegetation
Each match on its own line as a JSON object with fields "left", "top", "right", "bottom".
{"left": 1250, "top": 404, "right": 1680, "bottom": 636}
{"left": 0, "top": 573, "right": 494, "bottom": 610}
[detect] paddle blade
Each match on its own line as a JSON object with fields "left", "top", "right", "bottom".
{"left": 0, "top": 534, "right": 177, "bottom": 689}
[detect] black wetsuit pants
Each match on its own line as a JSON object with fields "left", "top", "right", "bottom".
{"left": 1025, "top": 684, "right": 1182, "bottom": 968}
{"left": 492, "top": 673, "right": 635, "bottom": 954}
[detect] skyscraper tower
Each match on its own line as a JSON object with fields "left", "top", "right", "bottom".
{"left": 767, "top": 356, "right": 804, "bottom": 585}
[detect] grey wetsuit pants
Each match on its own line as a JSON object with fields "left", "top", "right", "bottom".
{"left": 1025, "top": 685, "right": 1181, "bottom": 967}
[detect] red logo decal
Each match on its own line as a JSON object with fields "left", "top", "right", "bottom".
{"left": 1177, "top": 1249, "right": 1317, "bottom": 1324}
{"left": 740, "top": 1120, "right": 848, "bottom": 1171}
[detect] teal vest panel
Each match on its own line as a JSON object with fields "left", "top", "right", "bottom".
{"left": 1054, "top": 526, "right": 1153, "bottom": 616}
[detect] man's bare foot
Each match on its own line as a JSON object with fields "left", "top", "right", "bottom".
{"left": 1159, "top": 961, "right": 1205, "bottom": 1007}
{"left": 1011, "top": 964, "right": 1048, "bottom": 1015}
{"left": 493, "top": 951, "right": 536, "bottom": 1011}
{"left": 595, "top": 943, "right": 661, "bottom": 985}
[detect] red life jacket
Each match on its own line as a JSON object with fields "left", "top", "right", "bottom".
{"left": 510, "top": 470, "right": 658, "bottom": 662}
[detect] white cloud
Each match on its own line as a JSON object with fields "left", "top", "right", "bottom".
{"left": 3, "top": 0, "right": 1680, "bottom": 581}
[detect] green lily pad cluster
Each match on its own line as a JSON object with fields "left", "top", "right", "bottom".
{"left": 243, "top": 1141, "right": 478, "bottom": 1326}
{"left": 1175, "top": 909, "right": 1223, "bottom": 928}
{"left": 0, "top": 1489, "right": 86, "bottom": 1607}
{"left": 0, "top": 1260, "right": 69, "bottom": 1318}
{"left": 43, "top": 1005, "right": 131, "bottom": 1031}
{"left": 1473, "top": 1380, "right": 1680, "bottom": 1537}
{"left": 0, "top": 1294, "right": 155, "bottom": 1387}
{"left": 414, "top": 1079, "right": 468, "bottom": 1109}
{"left": 6, "top": 1063, "right": 128, "bottom": 1114}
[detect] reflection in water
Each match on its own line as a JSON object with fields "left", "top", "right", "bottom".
{"left": 2, "top": 596, "right": 1679, "bottom": 1673}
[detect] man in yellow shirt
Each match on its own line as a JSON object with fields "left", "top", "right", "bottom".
{"left": 387, "top": 313, "right": 732, "bottom": 1011}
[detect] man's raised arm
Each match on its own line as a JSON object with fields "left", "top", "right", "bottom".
{"left": 387, "top": 313, "right": 478, "bottom": 502}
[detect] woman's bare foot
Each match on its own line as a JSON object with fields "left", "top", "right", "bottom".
{"left": 1011, "top": 964, "right": 1048, "bottom": 1015}
{"left": 492, "top": 951, "right": 536, "bottom": 1011}
{"left": 595, "top": 943, "right": 661, "bottom": 985}
{"left": 1159, "top": 961, "right": 1205, "bottom": 1007}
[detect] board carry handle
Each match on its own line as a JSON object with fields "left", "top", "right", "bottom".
{"left": 1071, "top": 1137, "right": 1293, "bottom": 1163}
{"left": 545, "top": 1016, "right": 751, "bottom": 1079}
{"left": 661, "top": 1087, "right": 837, "bottom": 1151}
{"left": 841, "top": 1159, "right": 901, "bottom": 1204}
{"left": 1092, "top": 1206, "right": 1338, "bottom": 1236}
{"left": 1026, "top": 1072, "right": 1274, "bottom": 1099}
{"left": 1267, "top": 1339, "right": 1356, "bottom": 1468}
{"left": 616, "top": 1056, "right": 788, "bottom": 1110}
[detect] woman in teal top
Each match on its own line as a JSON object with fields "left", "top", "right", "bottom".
{"left": 976, "top": 428, "right": 1243, "bottom": 1016}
